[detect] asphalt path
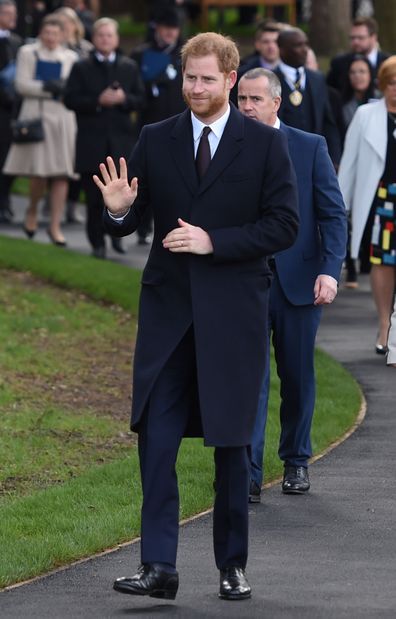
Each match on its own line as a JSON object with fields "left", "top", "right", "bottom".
{"left": 1, "top": 198, "right": 395, "bottom": 618}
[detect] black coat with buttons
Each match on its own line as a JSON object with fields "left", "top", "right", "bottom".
{"left": 104, "top": 104, "right": 299, "bottom": 446}
{"left": 64, "top": 51, "right": 145, "bottom": 173}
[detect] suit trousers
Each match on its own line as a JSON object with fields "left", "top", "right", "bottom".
{"left": 138, "top": 328, "right": 250, "bottom": 570}
{"left": 251, "top": 273, "right": 322, "bottom": 486}
{"left": 80, "top": 173, "right": 108, "bottom": 250}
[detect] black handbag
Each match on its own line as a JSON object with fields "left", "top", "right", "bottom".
{"left": 11, "top": 117, "right": 44, "bottom": 143}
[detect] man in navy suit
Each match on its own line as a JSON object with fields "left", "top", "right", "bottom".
{"left": 94, "top": 34, "right": 299, "bottom": 601}
{"left": 274, "top": 28, "right": 341, "bottom": 166}
{"left": 238, "top": 68, "right": 347, "bottom": 502}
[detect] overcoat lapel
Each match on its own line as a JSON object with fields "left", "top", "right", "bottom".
{"left": 198, "top": 105, "right": 244, "bottom": 195}
{"left": 170, "top": 105, "right": 245, "bottom": 196}
{"left": 170, "top": 109, "right": 199, "bottom": 195}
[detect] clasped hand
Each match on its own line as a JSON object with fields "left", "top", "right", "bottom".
{"left": 93, "top": 156, "right": 138, "bottom": 216}
{"left": 162, "top": 218, "right": 213, "bottom": 255}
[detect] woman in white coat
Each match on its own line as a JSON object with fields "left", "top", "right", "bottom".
{"left": 3, "top": 15, "right": 77, "bottom": 245}
{"left": 387, "top": 298, "right": 396, "bottom": 367}
{"left": 338, "top": 56, "right": 396, "bottom": 354}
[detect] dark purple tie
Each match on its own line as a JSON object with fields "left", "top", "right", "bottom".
{"left": 196, "top": 126, "right": 211, "bottom": 181}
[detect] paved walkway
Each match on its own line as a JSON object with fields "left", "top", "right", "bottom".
{"left": 1, "top": 198, "right": 395, "bottom": 618}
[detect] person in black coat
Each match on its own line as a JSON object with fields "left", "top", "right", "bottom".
{"left": 327, "top": 16, "right": 389, "bottom": 94}
{"left": 274, "top": 28, "right": 341, "bottom": 166}
{"left": 94, "top": 32, "right": 299, "bottom": 602}
{"left": 64, "top": 17, "right": 145, "bottom": 258}
{"left": 0, "top": 0, "right": 22, "bottom": 224}
{"left": 131, "top": 7, "right": 186, "bottom": 245}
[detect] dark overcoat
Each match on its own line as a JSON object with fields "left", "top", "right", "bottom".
{"left": 130, "top": 39, "right": 185, "bottom": 127}
{"left": 63, "top": 52, "right": 145, "bottom": 173}
{"left": 0, "top": 33, "right": 22, "bottom": 164}
{"left": 104, "top": 105, "right": 299, "bottom": 447}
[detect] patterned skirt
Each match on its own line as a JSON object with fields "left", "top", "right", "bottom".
{"left": 370, "top": 181, "right": 396, "bottom": 266}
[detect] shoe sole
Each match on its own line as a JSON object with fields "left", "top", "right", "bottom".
{"left": 248, "top": 494, "right": 261, "bottom": 503}
{"left": 282, "top": 487, "right": 310, "bottom": 494}
{"left": 218, "top": 592, "right": 252, "bottom": 600}
{"left": 113, "top": 584, "right": 177, "bottom": 600}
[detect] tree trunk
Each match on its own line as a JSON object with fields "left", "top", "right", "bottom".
{"left": 309, "top": 0, "right": 352, "bottom": 56}
{"left": 373, "top": 0, "right": 396, "bottom": 53}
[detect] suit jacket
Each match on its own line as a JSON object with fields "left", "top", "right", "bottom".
{"left": 275, "top": 123, "right": 347, "bottom": 305}
{"left": 338, "top": 98, "right": 387, "bottom": 259}
{"left": 327, "top": 50, "right": 390, "bottom": 92}
{"left": 64, "top": 52, "right": 145, "bottom": 173}
{"left": 103, "top": 104, "right": 299, "bottom": 447}
{"left": 274, "top": 67, "right": 341, "bottom": 165}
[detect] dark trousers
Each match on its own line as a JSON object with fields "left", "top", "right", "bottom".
{"left": 80, "top": 173, "right": 108, "bottom": 249}
{"left": 251, "top": 273, "right": 322, "bottom": 486}
{"left": 0, "top": 140, "right": 14, "bottom": 211}
{"left": 138, "top": 328, "right": 249, "bottom": 570}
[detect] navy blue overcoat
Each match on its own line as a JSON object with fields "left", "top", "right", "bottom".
{"left": 104, "top": 105, "right": 299, "bottom": 446}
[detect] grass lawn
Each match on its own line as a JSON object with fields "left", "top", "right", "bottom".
{"left": 0, "top": 236, "right": 362, "bottom": 588}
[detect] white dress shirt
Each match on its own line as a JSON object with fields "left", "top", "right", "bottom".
{"left": 191, "top": 104, "right": 231, "bottom": 157}
{"left": 278, "top": 61, "right": 306, "bottom": 91}
{"left": 367, "top": 47, "right": 379, "bottom": 68}
{"left": 95, "top": 51, "right": 116, "bottom": 63}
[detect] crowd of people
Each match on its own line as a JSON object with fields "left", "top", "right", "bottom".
{"left": 2, "top": 2, "right": 394, "bottom": 353}
{"left": 1, "top": 0, "right": 396, "bottom": 602}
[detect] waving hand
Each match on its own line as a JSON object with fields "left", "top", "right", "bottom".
{"left": 93, "top": 156, "right": 138, "bottom": 217}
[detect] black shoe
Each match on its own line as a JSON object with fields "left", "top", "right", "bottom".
{"left": 92, "top": 246, "right": 106, "bottom": 259}
{"left": 47, "top": 229, "right": 67, "bottom": 247}
{"left": 113, "top": 564, "right": 179, "bottom": 600}
{"left": 282, "top": 466, "right": 310, "bottom": 494}
{"left": 248, "top": 480, "right": 261, "bottom": 504}
{"left": 0, "top": 208, "right": 12, "bottom": 224}
{"left": 23, "top": 225, "right": 37, "bottom": 239}
{"left": 138, "top": 235, "right": 151, "bottom": 246}
{"left": 219, "top": 567, "right": 251, "bottom": 601}
{"left": 375, "top": 344, "right": 388, "bottom": 355}
{"left": 111, "top": 237, "right": 126, "bottom": 254}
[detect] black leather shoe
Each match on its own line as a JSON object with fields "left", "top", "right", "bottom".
{"left": 111, "top": 238, "right": 126, "bottom": 254}
{"left": 248, "top": 480, "right": 261, "bottom": 503}
{"left": 92, "top": 246, "right": 106, "bottom": 259}
{"left": 113, "top": 564, "right": 179, "bottom": 600}
{"left": 282, "top": 466, "right": 310, "bottom": 494}
{"left": 219, "top": 567, "right": 251, "bottom": 600}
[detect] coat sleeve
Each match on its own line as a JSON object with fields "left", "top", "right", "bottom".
{"left": 14, "top": 46, "right": 51, "bottom": 99}
{"left": 208, "top": 129, "right": 299, "bottom": 263}
{"left": 312, "top": 136, "right": 347, "bottom": 280}
{"left": 120, "top": 60, "right": 146, "bottom": 112}
{"left": 337, "top": 108, "right": 363, "bottom": 212}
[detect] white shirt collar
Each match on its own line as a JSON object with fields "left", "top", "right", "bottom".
{"left": 273, "top": 117, "right": 281, "bottom": 129}
{"left": 278, "top": 60, "right": 306, "bottom": 90}
{"left": 367, "top": 47, "right": 378, "bottom": 67}
{"left": 95, "top": 50, "right": 116, "bottom": 63}
{"left": 191, "top": 105, "right": 231, "bottom": 143}
{"left": 0, "top": 29, "right": 11, "bottom": 38}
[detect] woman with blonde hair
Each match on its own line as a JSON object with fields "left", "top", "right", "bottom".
{"left": 55, "top": 6, "right": 93, "bottom": 59}
{"left": 338, "top": 56, "right": 396, "bottom": 354}
{"left": 3, "top": 15, "right": 78, "bottom": 245}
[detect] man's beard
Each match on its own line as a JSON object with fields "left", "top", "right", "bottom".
{"left": 183, "top": 89, "right": 228, "bottom": 119}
